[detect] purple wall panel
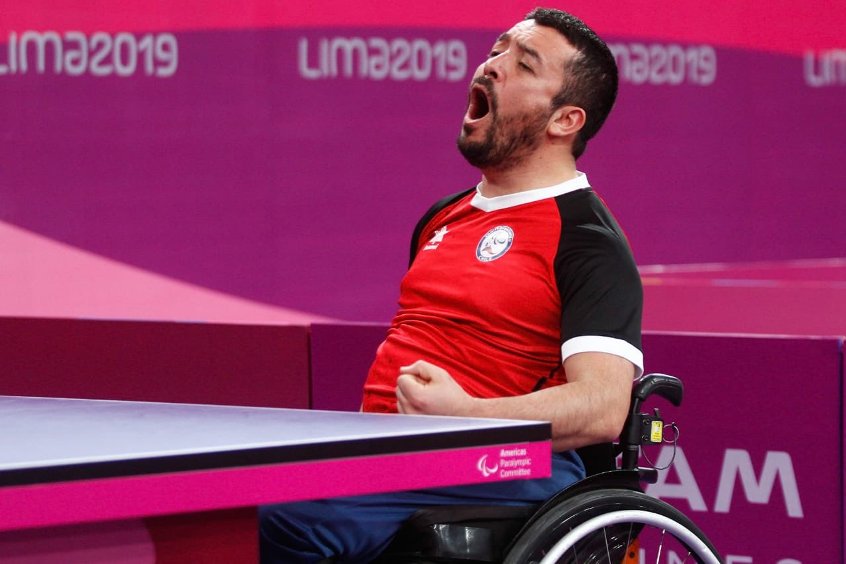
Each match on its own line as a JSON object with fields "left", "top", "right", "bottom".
{"left": 310, "top": 322, "right": 388, "bottom": 411}
{"left": 642, "top": 333, "right": 842, "bottom": 562}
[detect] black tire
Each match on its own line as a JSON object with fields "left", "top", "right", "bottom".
{"left": 503, "top": 489, "right": 721, "bottom": 564}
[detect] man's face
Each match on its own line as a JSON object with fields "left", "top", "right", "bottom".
{"left": 457, "top": 20, "right": 576, "bottom": 171}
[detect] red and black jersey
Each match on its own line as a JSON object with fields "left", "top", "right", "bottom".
{"left": 362, "top": 174, "right": 643, "bottom": 413}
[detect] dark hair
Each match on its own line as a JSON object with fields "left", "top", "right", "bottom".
{"left": 525, "top": 7, "right": 618, "bottom": 159}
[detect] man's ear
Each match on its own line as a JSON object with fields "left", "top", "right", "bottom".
{"left": 548, "top": 105, "right": 586, "bottom": 138}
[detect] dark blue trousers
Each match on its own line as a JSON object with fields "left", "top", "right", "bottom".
{"left": 259, "top": 451, "right": 584, "bottom": 563}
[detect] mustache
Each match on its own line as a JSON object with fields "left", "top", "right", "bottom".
{"left": 472, "top": 75, "right": 493, "bottom": 88}
{"left": 470, "top": 75, "right": 495, "bottom": 96}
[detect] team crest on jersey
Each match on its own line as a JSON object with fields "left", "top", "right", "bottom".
{"left": 476, "top": 226, "right": 514, "bottom": 262}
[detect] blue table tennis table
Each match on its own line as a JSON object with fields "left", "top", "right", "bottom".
{"left": 0, "top": 396, "right": 551, "bottom": 561}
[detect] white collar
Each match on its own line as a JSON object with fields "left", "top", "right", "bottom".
{"left": 470, "top": 172, "right": 591, "bottom": 212}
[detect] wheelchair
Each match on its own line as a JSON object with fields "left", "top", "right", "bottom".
{"left": 375, "top": 373, "right": 722, "bottom": 563}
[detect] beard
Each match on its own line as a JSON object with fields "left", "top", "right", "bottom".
{"left": 457, "top": 81, "right": 551, "bottom": 172}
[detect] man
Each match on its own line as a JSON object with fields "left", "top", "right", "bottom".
{"left": 261, "top": 7, "right": 642, "bottom": 562}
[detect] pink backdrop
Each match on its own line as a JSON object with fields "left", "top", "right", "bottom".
{"left": 2, "top": 1, "right": 845, "bottom": 322}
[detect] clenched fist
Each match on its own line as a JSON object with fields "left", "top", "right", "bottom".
{"left": 395, "top": 360, "right": 476, "bottom": 416}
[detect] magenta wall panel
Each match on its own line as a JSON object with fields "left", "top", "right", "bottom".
{"left": 641, "top": 332, "right": 843, "bottom": 562}
{"left": 0, "top": 317, "right": 310, "bottom": 408}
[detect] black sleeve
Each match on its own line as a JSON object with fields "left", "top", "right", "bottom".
{"left": 408, "top": 188, "right": 475, "bottom": 267}
{"left": 554, "top": 190, "right": 643, "bottom": 352}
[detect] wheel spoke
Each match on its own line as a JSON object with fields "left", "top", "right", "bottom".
{"left": 655, "top": 528, "right": 666, "bottom": 564}
{"left": 569, "top": 526, "right": 578, "bottom": 562}
{"left": 625, "top": 523, "right": 634, "bottom": 564}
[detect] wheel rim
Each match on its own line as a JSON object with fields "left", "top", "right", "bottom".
{"left": 537, "top": 510, "right": 720, "bottom": 564}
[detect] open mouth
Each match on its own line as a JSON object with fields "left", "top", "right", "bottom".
{"left": 465, "top": 83, "right": 492, "bottom": 122}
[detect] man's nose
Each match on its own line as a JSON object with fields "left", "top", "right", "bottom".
{"left": 482, "top": 52, "right": 506, "bottom": 80}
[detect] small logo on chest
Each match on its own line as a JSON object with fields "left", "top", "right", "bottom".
{"left": 424, "top": 226, "right": 449, "bottom": 250}
{"left": 476, "top": 226, "right": 514, "bottom": 262}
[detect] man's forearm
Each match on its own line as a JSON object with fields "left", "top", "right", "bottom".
{"left": 463, "top": 372, "right": 632, "bottom": 451}
{"left": 396, "top": 352, "right": 635, "bottom": 451}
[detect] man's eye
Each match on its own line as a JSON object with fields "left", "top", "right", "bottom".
{"left": 488, "top": 50, "right": 500, "bottom": 58}
{"left": 519, "top": 62, "right": 533, "bottom": 72}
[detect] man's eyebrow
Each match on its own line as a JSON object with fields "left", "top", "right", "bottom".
{"left": 493, "top": 32, "right": 543, "bottom": 63}
{"left": 519, "top": 42, "right": 542, "bottom": 63}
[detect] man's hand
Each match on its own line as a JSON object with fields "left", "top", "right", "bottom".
{"left": 396, "top": 360, "right": 474, "bottom": 416}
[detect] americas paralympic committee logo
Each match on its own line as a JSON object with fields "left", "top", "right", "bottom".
{"left": 477, "top": 449, "right": 533, "bottom": 479}
{"left": 477, "top": 454, "right": 499, "bottom": 477}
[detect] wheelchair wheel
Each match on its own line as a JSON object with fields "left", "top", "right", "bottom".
{"left": 503, "top": 489, "right": 720, "bottom": 564}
